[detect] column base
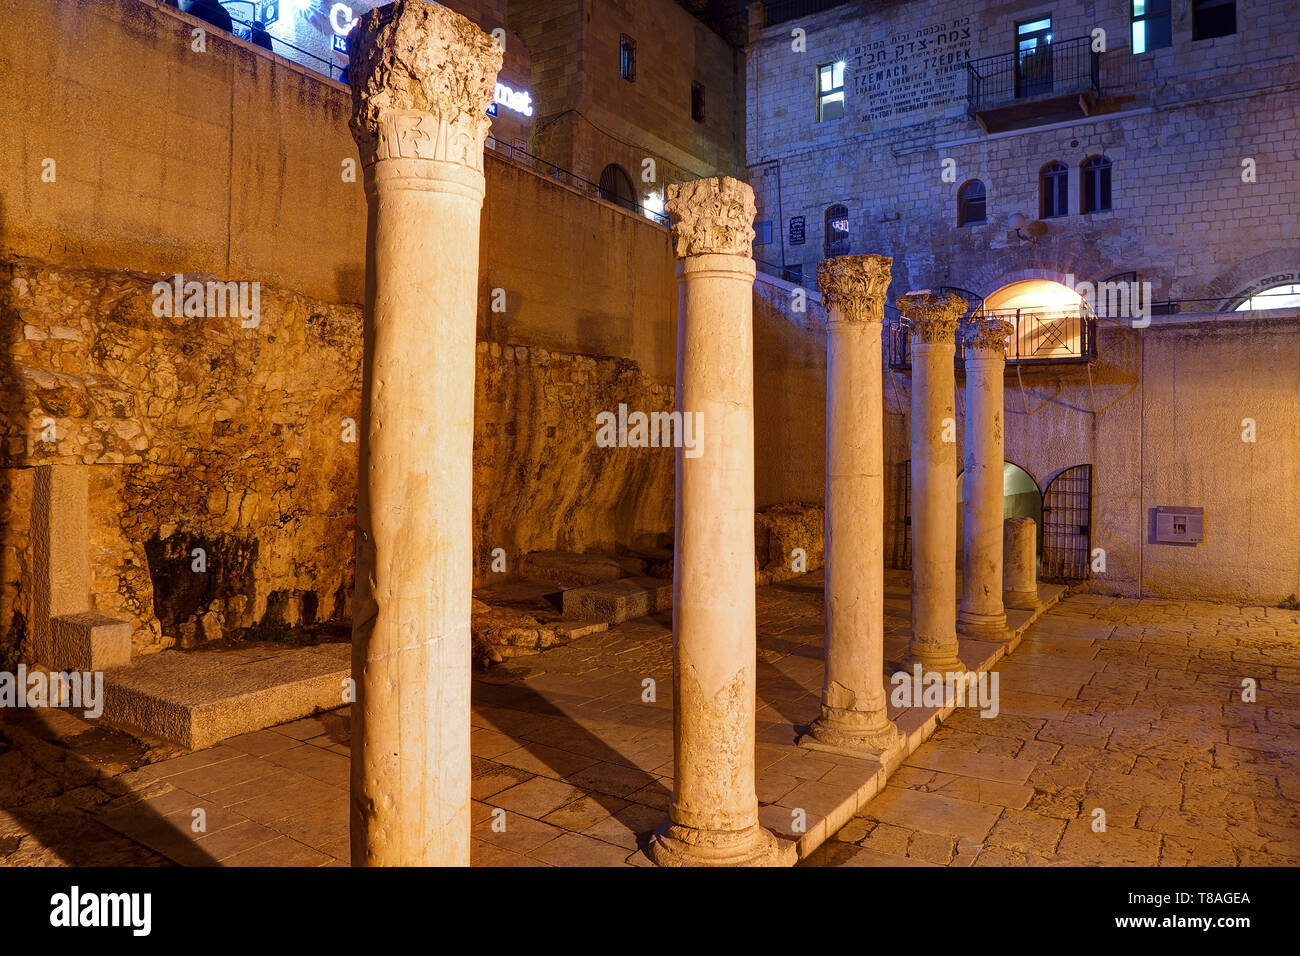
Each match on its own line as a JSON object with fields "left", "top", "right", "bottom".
{"left": 800, "top": 709, "right": 901, "bottom": 759}
{"left": 1004, "top": 589, "right": 1040, "bottom": 611}
{"left": 901, "top": 648, "right": 964, "bottom": 675}
{"left": 647, "top": 822, "right": 795, "bottom": 867}
{"left": 957, "top": 608, "right": 1010, "bottom": 641}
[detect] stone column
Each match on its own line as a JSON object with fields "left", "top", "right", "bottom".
{"left": 801, "top": 255, "right": 900, "bottom": 757}
{"left": 901, "top": 293, "right": 966, "bottom": 673}
{"left": 957, "top": 318, "right": 1014, "bottom": 640}
{"left": 649, "top": 177, "right": 790, "bottom": 868}
{"left": 1004, "top": 517, "right": 1041, "bottom": 610}
{"left": 347, "top": 0, "right": 501, "bottom": 867}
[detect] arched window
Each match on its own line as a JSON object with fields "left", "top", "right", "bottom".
{"left": 1081, "top": 155, "right": 1112, "bottom": 213}
{"left": 957, "top": 180, "right": 986, "bottom": 226}
{"left": 598, "top": 164, "right": 636, "bottom": 212}
{"left": 1233, "top": 283, "right": 1300, "bottom": 311}
{"left": 825, "top": 204, "right": 850, "bottom": 257}
{"left": 1040, "top": 161, "right": 1068, "bottom": 218}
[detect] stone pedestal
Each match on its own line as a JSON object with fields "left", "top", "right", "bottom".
{"left": 1004, "top": 517, "right": 1041, "bottom": 610}
{"left": 901, "top": 293, "right": 966, "bottom": 673}
{"left": 648, "top": 177, "right": 791, "bottom": 867}
{"left": 957, "top": 318, "right": 1013, "bottom": 640}
{"left": 347, "top": 0, "right": 501, "bottom": 867}
{"left": 801, "top": 255, "right": 900, "bottom": 757}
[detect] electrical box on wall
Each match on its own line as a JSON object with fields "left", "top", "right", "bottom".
{"left": 1155, "top": 506, "right": 1205, "bottom": 544}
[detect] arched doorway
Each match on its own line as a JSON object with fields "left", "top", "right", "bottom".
{"left": 899, "top": 460, "right": 1043, "bottom": 569}
{"left": 982, "top": 279, "right": 1089, "bottom": 361}
{"left": 956, "top": 461, "right": 1043, "bottom": 567}
{"left": 598, "top": 163, "right": 636, "bottom": 212}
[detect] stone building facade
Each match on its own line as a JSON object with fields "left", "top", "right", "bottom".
{"left": 745, "top": 0, "right": 1300, "bottom": 603}
{"left": 511, "top": 0, "right": 748, "bottom": 213}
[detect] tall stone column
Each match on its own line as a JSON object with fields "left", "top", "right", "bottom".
{"left": 902, "top": 293, "right": 966, "bottom": 673}
{"left": 347, "top": 0, "right": 501, "bottom": 867}
{"left": 957, "top": 318, "right": 1014, "bottom": 640}
{"left": 802, "top": 255, "right": 900, "bottom": 757}
{"left": 649, "top": 177, "right": 791, "bottom": 867}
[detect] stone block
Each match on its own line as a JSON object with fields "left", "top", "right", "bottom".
{"left": 50, "top": 611, "right": 132, "bottom": 671}
{"left": 561, "top": 577, "right": 671, "bottom": 624}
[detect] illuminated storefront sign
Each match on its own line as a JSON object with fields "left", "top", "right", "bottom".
{"left": 494, "top": 82, "right": 533, "bottom": 117}
{"left": 330, "top": 3, "right": 358, "bottom": 36}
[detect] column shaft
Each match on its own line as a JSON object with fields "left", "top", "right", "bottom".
{"left": 958, "top": 333, "right": 1010, "bottom": 638}
{"left": 803, "top": 255, "right": 899, "bottom": 756}
{"left": 347, "top": 0, "right": 501, "bottom": 867}
{"left": 649, "top": 178, "right": 790, "bottom": 867}
{"left": 901, "top": 293, "right": 965, "bottom": 672}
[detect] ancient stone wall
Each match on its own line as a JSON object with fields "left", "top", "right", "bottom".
{"left": 0, "top": 258, "right": 675, "bottom": 660}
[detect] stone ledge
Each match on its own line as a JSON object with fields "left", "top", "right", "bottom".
{"left": 101, "top": 642, "right": 351, "bottom": 750}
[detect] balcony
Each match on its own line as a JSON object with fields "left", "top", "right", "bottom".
{"left": 887, "top": 306, "right": 1099, "bottom": 371}
{"left": 966, "top": 36, "right": 1102, "bottom": 133}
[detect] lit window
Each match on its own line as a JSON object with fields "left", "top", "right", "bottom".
{"left": 1081, "top": 156, "right": 1112, "bottom": 213}
{"left": 620, "top": 34, "right": 636, "bottom": 81}
{"left": 817, "top": 61, "right": 846, "bottom": 122}
{"left": 825, "top": 204, "right": 850, "bottom": 257}
{"left": 1131, "top": 0, "right": 1172, "bottom": 53}
{"left": 957, "top": 180, "right": 986, "bottom": 226}
{"left": 1234, "top": 284, "right": 1300, "bottom": 311}
{"left": 1040, "top": 162, "right": 1069, "bottom": 218}
{"left": 1192, "top": 0, "right": 1236, "bottom": 41}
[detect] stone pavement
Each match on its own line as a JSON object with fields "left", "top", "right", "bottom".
{"left": 807, "top": 593, "right": 1300, "bottom": 866}
{"left": 3, "top": 574, "right": 1298, "bottom": 867}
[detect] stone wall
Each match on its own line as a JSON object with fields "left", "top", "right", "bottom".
{"left": 0, "top": 258, "right": 675, "bottom": 660}
{"left": 746, "top": 0, "right": 1300, "bottom": 305}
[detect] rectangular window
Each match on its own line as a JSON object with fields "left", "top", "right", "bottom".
{"left": 691, "top": 82, "right": 705, "bottom": 122}
{"left": 1131, "top": 0, "right": 1172, "bottom": 53}
{"left": 1042, "top": 166, "right": 1068, "bottom": 218}
{"left": 755, "top": 220, "right": 773, "bottom": 245}
{"left": 1192, "top": 0, "right": 1236, "bottom": 41}
{"left": 816, "top": 60, "right": 846, "bottom": 122}
{"left": 619, "top": 34, "right": 636, "bottom": 81}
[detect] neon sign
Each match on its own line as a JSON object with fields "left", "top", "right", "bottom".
{"left": 494, "top": 82, "right": 533, "bottom": 117}
{"left": 330, "top": 3, "right": 358, "bottom": 36}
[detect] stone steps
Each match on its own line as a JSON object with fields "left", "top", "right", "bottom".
{"left": 101, "top": 642, "right": 350, "bottom": 750}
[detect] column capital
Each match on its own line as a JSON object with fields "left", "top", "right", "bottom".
{"left": 348, "top": 0, "right": 502, "bottom": 168}
{"left": 666, "top": 177, "right": 756, "bottom": 258}
{"left": 961, "top": 316, "right": 1014, "bottom": 354}
{"left": 817, "top": 254, "right": 892, "bottom": 327}
{"left": 897, "top": 292, "right": 966, "bottom": 345}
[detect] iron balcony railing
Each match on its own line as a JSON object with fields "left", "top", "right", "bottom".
{"left": 484, "top": 137, "right": 670, "bottom": 225}
{"left": 887, "top": 305, "right": 1099, "bottom": 370}
{"left": 966, "top": 35, "right": 1100, "bottom": 115}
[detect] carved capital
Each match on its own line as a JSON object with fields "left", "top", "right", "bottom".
{"left": 666, "top": 177, "right": 755, "bottom": 258}
{"left": 897, "top": 292, "right": 966, "bottom": 345}
{"left": 961, "top": 317, "right": 1014, "bottom": 354}
{"left": 817, "top": 255, "right": 892, "bottom": 326}
{"left": 348, "top": 0, "right": 502, "bottom": 168}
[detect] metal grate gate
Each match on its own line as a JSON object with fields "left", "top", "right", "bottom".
{"left": 1041, "top": 464, "right": 1092, "bottom": 580}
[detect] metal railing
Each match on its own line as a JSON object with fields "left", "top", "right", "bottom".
{"left": 217, "top": 9, "right": 349, "bottom": 81}
{"left": 966, "top": 35, "right": 1100, "bottom": 115}
{"left": 887, "top": 305, "right": 1099, "bottom": 370}
{"left": 484, "top": 137, "right": 669, "bottom": 225}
